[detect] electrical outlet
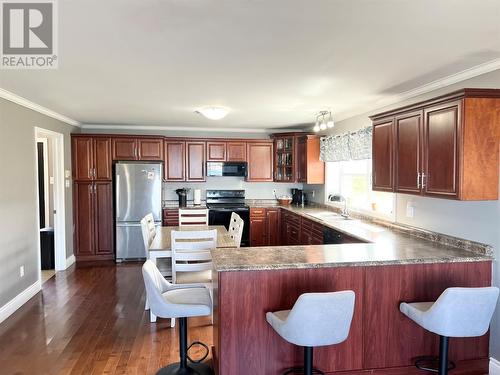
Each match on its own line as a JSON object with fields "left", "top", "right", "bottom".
{"left": 406, "top": 202, "right": 415, "bottom": 218}
{"left": 19, "top": 265, "right": 24, "bottom": 277}
{"left": 272, "top": 189, "right": 276, "bottom": 196}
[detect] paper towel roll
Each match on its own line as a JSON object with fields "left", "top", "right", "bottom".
{"left": 193, "top": 189, "right": 201, "bottom": 205}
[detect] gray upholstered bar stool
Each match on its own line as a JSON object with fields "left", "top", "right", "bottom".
{"left": 142, "top": 260, "right": 213, "bottom": 375}
{"left": 400, "top": 287, "right": 499, "bottom": 375}
{"left": 266, "top": 291, "right": 355, "bottom": 375}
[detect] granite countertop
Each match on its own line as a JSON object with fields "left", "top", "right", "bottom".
{"left": 212, "top": 205, "right": 492, "bottom": 272}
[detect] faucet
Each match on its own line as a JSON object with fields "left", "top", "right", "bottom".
{"left": 340, "top": 196, "right": 349, "bottom": 218}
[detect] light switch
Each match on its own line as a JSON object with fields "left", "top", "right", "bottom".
{"left": 49, "top": 176, "right": 54, "bottom": 184}
{"left": 65, "top": 170, "right": 71, "bottom": 178}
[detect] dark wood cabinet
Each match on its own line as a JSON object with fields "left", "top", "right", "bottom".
{"left": 164, "top": 141, "right": 185, "bottom": 181}
{"left": 186, "top": 141, "right": 205, "bottom": 181}
{"left": 423, "top": 101, "right": 460, "bottom": 198}
{"left": 395, "top": 111, "right": 422, "bottom": 194}
{"left": 163, "top": 208, "right": 179, "bottom": 226}
{"left": 266, "top": 208, "right": 281, "bottom": 246}
{"left": 72, "top": 136, "right": 112, "bottom": 181}
{"left": 250, "top": 216, "right": 267, "bottom": 247}
{"left": 74, "top": 181, "right": 113, "bottom": 260}
{"left": 112, "top": 137, "right": 137, "bottom": 160}
{"left": 372, "top": 118, "right": 395, "bottom": 192}
{"left": 296, "top": 135, "right": 324, "bottom": 184}
{"left": 206, "top": 142, "right": 226, "bottom": 161}
{"left": 138, "top": 138, "right": 163, "bottom": 160}
{"left": 281, "top": 210, "right": 301, "bottom": 246}
{"left": 246, "top": 142, "right": 274, "bottom": 182}
{"left": 371, "top": 89, "right": 500, "bottom": 200}
{"left": 272, "top": 135, "right": 295, "bottom": 182}
{"left": 226, "top": 142, "right": 247, "bottom": 161}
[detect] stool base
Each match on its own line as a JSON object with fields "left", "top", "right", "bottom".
{"left": 415, "top": 356, "right": 456, "bottom": 373}
{"left": 415, "top": 335, "right": 455, "bottom": 375}
{"left": 283, "top": 367, "right": 324, "bottom": 375}
{"left": 156, "top": 362, "right": 214, "bottom": 375}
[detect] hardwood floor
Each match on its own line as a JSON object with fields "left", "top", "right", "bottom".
{"left": 0, "top": 262, "right": 213, "bottom": 375}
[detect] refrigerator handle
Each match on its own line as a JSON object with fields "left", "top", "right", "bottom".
{"left": 116, "top": 174, "right": 120, "bottom": 218}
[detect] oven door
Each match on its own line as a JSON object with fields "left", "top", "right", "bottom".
{"left": 209, "top": 207, "right": 250, "bottom": 247}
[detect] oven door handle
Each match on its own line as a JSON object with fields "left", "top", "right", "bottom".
{"left": 209, "top": 207, "right": 248, "bottom": 212}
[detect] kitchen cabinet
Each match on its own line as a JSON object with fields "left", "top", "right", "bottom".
{"left": 113, "top": 137, "right": 163, "bottom": 161}
{"left": 300, "top": 217, "right": 324, "bottom": 245}
{"left": 281, "top": 210, "right": 301, "bottom": 246}
{"left": 163, "top": 208, "right": 179, "bottom": 226}
{"left": 164, "top": 141, "right": 185, "bottom": 181}
{"left": 296, "top": 135, "right": 324, "bottom": 184}
{"left": 72, "top": 136, "right": 112, "bottom": 181}
{"left": 272, "top": 134, "right": 295, "bottom": 182}
{"left": 226, "top": 142, "right": 247, "bottom": 161}
{"left": 186, "top": 141, "right": 205, "bottom": 181}
{"left": 207, "top": 142, "right": 226, "bottom": 161}
{"left": 164, "top": 140, "right": 206, "bottom": 182}
{"left": 74, "top": 181, "right": 113, "bottom": 260}
{"left": 371, "top": 89, "right": 500, "bottom": 200}
{"left": 250, "top": 207, "right": 281, "bottom": 247}
{"left": 246, "top": 142, "right": 274, "bottom": 182}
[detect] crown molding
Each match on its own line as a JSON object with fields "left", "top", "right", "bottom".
{"left": 0, "top": 87, "right": 80, "bottom": 127}
{"left": 81, "top": 124, "right": 298, "bottom": 134}
{"left": 335, "top": 58, "right": 500, "bottom": 122}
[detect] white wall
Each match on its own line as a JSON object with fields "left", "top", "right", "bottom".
{"left": 305, "top": 68, "right": 500, "bottom": 359}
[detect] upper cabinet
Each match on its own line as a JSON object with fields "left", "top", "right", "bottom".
{"left": 371, "top": 89, "right": 500, "bottom": 200}
{"left": 271, "top": 133, "right": 324, "bottom": 183}
{"left": 112, "top": 137, "right": 163, "bottom": 161}
{"left": 207, "top": 142, "right": 226, "bottom": 161}
{"left": 206, "top": 141, "right": 247, "bottom": 161}
{"left": 164, "top": 140, "right": 206, "bottom": 182}
{"left": 247, "top": 142, "right": 274, "bottom": 182}
{"left": 72, "top": 136, "right": 112, "bottom": 181}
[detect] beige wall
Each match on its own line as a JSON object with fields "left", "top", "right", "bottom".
{"left": 0, "top": 97, "right": 79, "bottom": 307}
{"left": 305, "top": 68, "right": 500, "bottom": 359}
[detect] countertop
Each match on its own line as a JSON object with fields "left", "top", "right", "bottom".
{"left": 212, "top": 205, "right": 492, "bottom": 272}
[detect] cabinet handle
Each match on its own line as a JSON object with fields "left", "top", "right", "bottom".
{"left": 421, "top": 173, "right": 426, "bottom": 188}
{"left": 88, "top": 184, "right": 92, "bottom": 193}
{"left": 94, "top": 184, "right": 97, "bottom": 193}
{"left": 417, "top": 172, "right": 421, "bottom": 189}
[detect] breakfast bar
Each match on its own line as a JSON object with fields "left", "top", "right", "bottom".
{"left": 211, "top": 215, "right": 493, "bottom": 375}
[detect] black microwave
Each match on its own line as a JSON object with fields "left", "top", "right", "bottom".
{"left": 206, "top": 162, "right": 247, "bottom": 177}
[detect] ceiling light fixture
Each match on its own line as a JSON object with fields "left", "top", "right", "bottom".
{"left": 195, "top": 106, "right": 229, "bottom": 120}
{"left": 313, "top": 110, "right": 334, "bottom": 132}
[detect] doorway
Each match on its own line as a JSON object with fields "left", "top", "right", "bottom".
{"left": 34, "top": 128, "right": 67, "bottom": 285}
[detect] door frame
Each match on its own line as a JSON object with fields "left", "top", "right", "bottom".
{"left": 36, "top": 137, "right": 50, "bottom": 227}
{"left": 34, "top": 127, "right": 67, "bottom": 274}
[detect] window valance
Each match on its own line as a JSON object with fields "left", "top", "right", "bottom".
{"left": 320, "top": 126, "right": 372, "bottom": 162}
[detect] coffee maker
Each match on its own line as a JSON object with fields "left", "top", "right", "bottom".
{"left": 291, "top": 188, "right": 304, "bottom": 206}
{"left": 175, "top": 188, "right": 189, "bottom": 207}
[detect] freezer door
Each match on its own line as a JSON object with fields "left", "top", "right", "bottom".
{"left": 116, "top": 222, "right": 162, "bottom": 261}
{"left": 115, "top": 163, "right": 162, "bottom": 222}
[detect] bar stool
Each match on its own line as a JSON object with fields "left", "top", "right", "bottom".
{"left": 400, "top": 287, "right": 499, "bottom": 375}
{"left": 142, "top": 260, "right": 214, "bottom": 375}
{"left": 266, "top": 291, "right": 355, "bottom": 375}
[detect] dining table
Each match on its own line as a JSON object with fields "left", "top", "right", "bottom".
{"left": 149, "top": 225, "right": 237, "bottom": 268}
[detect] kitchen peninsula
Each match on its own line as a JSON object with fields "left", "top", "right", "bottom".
{"left": 211, "top": 207, "right": 492, "bottom": 375}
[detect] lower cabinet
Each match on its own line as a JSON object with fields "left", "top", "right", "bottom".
{"left": 74, "top": 181, "right": 114, "bottom": 260}
{"left": 163, "top": 208, "right": 179, "bottom": 226}
{"left": 250, "top": 207, "right": 281, "bottom": 246}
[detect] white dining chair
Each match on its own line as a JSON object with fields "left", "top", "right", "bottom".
{"left": 228, "top": 212, "right": 244, "bottom": 248}
{"left": 178, "top": 208, "right": 209, "bottom": 226}
{"left": 170, "top": 229, "right": 216, "bottom": 327}
{"left": 141, "top": 213, "right": 170, "bottom": 284}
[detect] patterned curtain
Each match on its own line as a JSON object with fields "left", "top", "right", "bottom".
{"left": 320, "top": 126, "right": 372, "bottom": 162}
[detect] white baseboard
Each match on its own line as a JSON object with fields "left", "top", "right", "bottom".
{"left": 66, "top": 254, "right": 76, "bottom": 268}
{"left": 490, "top": 357, "right": 500, "bottom": 375}
{"left": 0, "top": 280, "right": 41, "bottom": 324}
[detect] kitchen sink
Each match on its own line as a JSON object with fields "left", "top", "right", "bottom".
{"left": 305, "top": 212, "right": 352, "bottom": 221}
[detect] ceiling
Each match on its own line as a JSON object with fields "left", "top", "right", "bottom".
{"left": 1, "top": 0, "right": 500, "bottom": 130}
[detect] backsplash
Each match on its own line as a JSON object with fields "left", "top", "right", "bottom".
{"left": 162, "top": 177, "right": 303, "bottom": 201}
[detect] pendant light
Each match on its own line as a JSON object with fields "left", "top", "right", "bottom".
{"left": 313, "top": 110, "right": 334, "bottom": 132}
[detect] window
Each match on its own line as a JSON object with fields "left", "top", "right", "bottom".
{"left": 325, "top": 159, "right": 395, "bottom": 220}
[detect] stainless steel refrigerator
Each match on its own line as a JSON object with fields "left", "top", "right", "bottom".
{"left": 115, "top": 162, "right": 162, "bottom": 261}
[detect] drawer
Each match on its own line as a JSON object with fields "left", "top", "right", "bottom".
{"left": 250, "top": 208, "right": 266, "bottom": 217}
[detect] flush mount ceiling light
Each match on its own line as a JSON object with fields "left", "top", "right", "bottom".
{"left": 195, "top": 106, "right": 229, "bottom": 120}
{"left": 313, "top": 110, "right": 334, "bottom": 132}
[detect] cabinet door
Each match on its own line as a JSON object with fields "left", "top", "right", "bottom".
{"left": 395, "top": 111, "right": 422, "bottom": 194}
{"left": 247, "top": 142, "right": 274, "bottom": 181}
{"left": 250, "top": 217, "right": 267, "bottom": 246}
{"left": 138, "top": 138, "right": 163, "bottom": 161}
{"left": 186, "top": 142, "right": 206, "bottom": 181}
{"left": 164, "top": 141, "right": 185, "bottom": 181}
{"left": 113, "top": 138, "right": 137, "bottom": 160}
{"left": 296, "top": 136, "right": 307, "bottom": 182}
{"left": 93, "top": 182, "right": 113, "bottom": 256}
{"left": 94, "top": 138, "right": 112, "bottom": 180}
{"left": 74, "top": 182, "right": 94, "bottom": 256}
{"left": 207, "top": 142, "right": 226, "bottom": 161}
{"left": 72, "top": 137, "right": 94, "bottom": 181}
{"left": 226, "top": 142, "right": 247, "bottom": 161}
{"left": 423, "top": 101, "right": 461, "bottom": 198}
{"left": 267, "top": 209, "right": 280, "bottom": 246}
{"left": 372, "top": 119, "right": 394, "bottom": 192}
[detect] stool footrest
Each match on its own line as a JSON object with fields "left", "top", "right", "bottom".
{"left": 415, "top": 356, "right": 456, "bottom": 373}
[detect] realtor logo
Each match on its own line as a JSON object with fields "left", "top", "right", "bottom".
{"left": 1, "top": 0, "right": 58, "bottom": 69}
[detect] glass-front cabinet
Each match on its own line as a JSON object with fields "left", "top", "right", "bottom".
{"left": 273, "top": 135, "right": 295, "bottom": 182}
